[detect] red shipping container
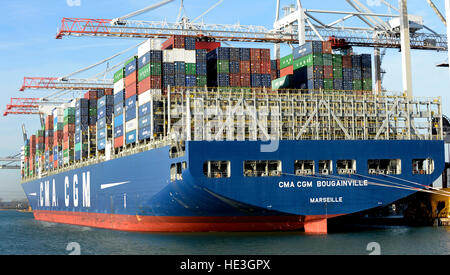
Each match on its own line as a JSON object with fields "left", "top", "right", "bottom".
{"left": 250, "top": 48, "right": 261, "bottom": 61}
{"left": 251, "top": 61, "right": 262, "bottom": 74}
{"left": 125, "top": 83, "right": 137, "bottom": 99}
{"left": 104, "top": 88, "right": 113, "bottom": 95}
{"left": 161, "top": 36, "right": 175, "bottom": 50}
{"left": 162, "top": 35, "right": 186, "bottom": 49}
{"left": 323, "top": 66, "right": 333, "bottom": 78}
{"left": 240, "top": 61, "right": 251, "bottom": 74}
{"left": 342, "top": 56, "right": 352, "bottom": 68}
{"left": 37, "top": 136, "right": 44, "bottom": 144}
{"left": 240, "top": 74, "right": 251, "bottom": 87}
{"left": 230, "top": 73, "right": 241, "bottom": 87}
{"left": 63, "top": 124, "right": 75, "bottom": 134}
{"left": 260, "top": 49, "right": 271, "bottom": 61}
{"left": 84, "top": 90, "right": 98, "bottom": 100}
{"left": 30, "top": 135, "right": 36, "bottom": 147}
{"left": 54, "top": 161, "right": 58, "bottom": 169}
{"left": 276, "top": 59, "right": 280, "bottom": 70}
{"left": 114, "top": 136, "right": 124, "bottom": 148}
{"left": 260, "top": 61, "right": 271, "bottom": 74}
{"left": 280, "top": 66, "right": 293, "bottom": 77}
{"left": 45, "top": 115, "right": 54, "bottom": 130}
{"left": 138, "top": 76, "right": 162, "bottom": 93}
{"left": 195, "top": 41, "right": 221, "bottom": 52}
{"left": 322, "top": 41, "right": 333, "bottom": 54}
{"left": 125, "top": 71, "right": 137, "bottom": 87}
{"left": 174, "top": 35, "right": 186, "bottom": 49}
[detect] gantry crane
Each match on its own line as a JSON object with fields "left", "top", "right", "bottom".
{"left": 53, "top": 0, "right": 449, "bottom": 100}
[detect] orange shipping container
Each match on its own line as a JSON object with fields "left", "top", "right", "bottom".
{"left": 280, "top": 66, "right": 293, "bottom": 77}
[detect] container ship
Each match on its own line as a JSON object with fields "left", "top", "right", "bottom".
{"left": 19, "top": 37, "right": 445, "bottom": 234}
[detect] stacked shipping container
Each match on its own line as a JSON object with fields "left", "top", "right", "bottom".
{"left": 124, "top": 56, "right": 139, "bottom": 145}
{"left": 114, "top": 68, "right": 125, "bottom": 149}
{"left": 272, "top": 41, "right": 373, "bottom": 93}
{"left": 207, "top": 47, "right": 272, "bottom": 88}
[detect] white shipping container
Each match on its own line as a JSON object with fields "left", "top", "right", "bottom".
{"left": 138, "top": 39, "right": 163, "bottom": 57}
{"left": 173, "top": 48, "right": 185, "bottom": 62}
{"left": 125, "top": 119, "right": 137, "bottom": 131}
{"left": 163, "top": 50, "right": 173, "bottom": 63}
{"left": 138, "top": 90, "right": 151, "bottom": 105}
{"left": 184, "top": 50, "right": 196, "bottom": 63}
{"left": 114, "top": 80, "right": 124, "bottom": 93}
{"left": 150, "top": 89, "right": 162, "bottom": 97}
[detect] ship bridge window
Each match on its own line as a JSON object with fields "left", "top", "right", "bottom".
{"left": 171, "top": 162, "right": 186, "bottom": 181}
{"left": 244, "top": 160, "right": 282, "bottom": 177}
{"left": 413, "top": 159, "right": 434, "bottom": 175}
{"left": 295, "top": 160, "right": 315, "bottom": 175}
{"left": 337, "top": 160, "right": 356, "bottom": 175}
{"left": 203, "top": 161, "right": 230, "bottom": 178}
{"left": 169, "top": 141, "right": 186, "bottom": 159}
{"left": 319, "top": 160, "right": 333, "bottom": 175}
{"left": 368, "top": 159, "right": 401, "bottom": 175}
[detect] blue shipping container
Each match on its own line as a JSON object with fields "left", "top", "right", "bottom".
{"left": 114, "top": 90, "right": 125, "bottom": 105}
{"left": 138, "top": 102, "right": 151, "bottom": 117}
{"left": 139, "top": 114, "right": 151, "bottom": 129}
{"left": 125, "top": 130, "right": 137, "bottom": 145}
{"left": 138, "top": 126, "right": 151, "bottom": 141}
{"left": 114, "top": 125, "right": 123, "bottom": 137}
{"left": 125, "top": 107, "right": 137, "bottom": 122}
{"left": 114, "top": 114, "right": 123, "bottom": 127}
{"left": 97, "top": 138, "right": 106, "bottom": 150}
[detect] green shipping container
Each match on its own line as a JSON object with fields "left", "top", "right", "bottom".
{"left": 217, "top": 60, "right": 229, "bottom": 74}
{"left": 332, "top": 54, "right": 342, "bottom": 67}
{"left": 272, "top": 75, "right": 292, "bottom": 90}
{"left": 89, "top": 108, "right": 97, "bottom": 117}
{"left": 363, "top": 78, "right": 372, "bottom": 91}
{"left": 64, "top": 108, "right": 75, "bottom": 117}
{"left": 114, "top": 68, "right": 125, "bottom": 83}
{"left": 63, "top": 149, "right": 75, "bottom": 158}
{"left": 197, "top": 75, "right": 207, "bottom": 87}
{"left": 324, "top": 78, "right": 334, "bottom": 90}
{"left": 150, "top": 63, "right": 162, "bottom": 76}
{"left": 64, "top": 116, "right": 75, "bottom": 125}
{"left": 323, "top": 54, "right": 333, "bottom": 66}
{"left": 280, "top": 54, "right": 293, "bottom": 69}
{"left": 353, "top": 80, "right": 362, "bottom": 90}
{"left": 185, "top": 63, "right": 196, "bottom": 75}
{"left": 333, "top": 68, "right": 343, "bottom": 79}
{"left": 293, "top": 54, "right": 323, "bottom": 70}
{"left": 138, "top": 63, "right": 151, "bottom": 82}
{"left": 75, "top": 143, "right": 88, "bottom": 152}
{"left": 55, "top": 122, "right": 64, "bottom": 131}
{"left": 138, "top": 62, "right": 161, "bottom": 82}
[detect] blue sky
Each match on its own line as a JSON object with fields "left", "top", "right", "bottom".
{"left": 0, "top": 0, "right": 449, "bottom": 200}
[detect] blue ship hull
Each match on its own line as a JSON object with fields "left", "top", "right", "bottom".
{"left": 21, "top": 140, "right": 444, "bottom": 232}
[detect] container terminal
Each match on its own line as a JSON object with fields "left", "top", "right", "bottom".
{"left": 2, "top": 0, "right": 450, "bottom": 234}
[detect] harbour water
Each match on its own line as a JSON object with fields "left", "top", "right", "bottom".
{"left": 1, "top": 210, "right": 450, "bottom": 255}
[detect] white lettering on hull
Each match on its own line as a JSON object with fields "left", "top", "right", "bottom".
{"left": 37, "top": 171, "right": 91, "bottom": 209}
